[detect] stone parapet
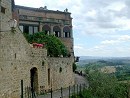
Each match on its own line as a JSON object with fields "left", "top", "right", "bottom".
{"left": 31, "top": 47, "right": 47, "bottom": 57}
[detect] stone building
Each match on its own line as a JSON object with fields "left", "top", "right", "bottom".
{"left": 13, "top": 3, "right": 74, "bottom": 55}
{"left": 0, "top": 0, "right": 75, "bottom": 98}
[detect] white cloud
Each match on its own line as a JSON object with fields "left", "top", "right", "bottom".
{"left": 15, "top": 0, "right": 44, "bottom": 8}
{"left": 118, "top": 35, "right": 130, "bottom": 41}
{"left": 75, "top": 44, "right": 130, "bottom": 57}
{"left": 101, "top": 40, "right": 119, "bottom": 45}
{"left": 106, "top": 2, "right": 126, "bottom": 11}
{"left": 87, "top": 10, "right": 97, "bottom": 18}
{"left": 101, "top": 35, "right": 130, "bottom": 45}
{"left": 74, "top": 45, "right": 84, "bottom": 49}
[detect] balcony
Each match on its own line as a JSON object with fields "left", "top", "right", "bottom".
{"left": 19, "top": 15, "right": 71, "bottom": 25}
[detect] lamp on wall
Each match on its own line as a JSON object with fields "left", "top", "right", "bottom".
{"left": 8, "top": 19, "right": 17, "bottom": 33}
{"left": 0, "top": 19, "right": 17, "bottom": 33}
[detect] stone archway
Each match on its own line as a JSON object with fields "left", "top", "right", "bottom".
{"left": 53, "top": 26, "right": 61, "bottom": 37}
{"left": 63, "top": 26, "right": 71, "bottom": 38}
{"left": 42, "top": 25, "right": 51, "bottom": 35}
{"left": 30, "top": 67, "right": 38, "bottom": 94}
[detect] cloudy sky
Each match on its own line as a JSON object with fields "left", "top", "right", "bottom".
{"left": 15, "top": 0, "right": 130, "bottom": 57}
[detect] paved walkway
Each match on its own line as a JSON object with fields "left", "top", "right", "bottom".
{"left": 74, "top": 74, "right": 88, "bottom": 85}
{"left": 37, "top": 74, "right": 88, "bottom": 98}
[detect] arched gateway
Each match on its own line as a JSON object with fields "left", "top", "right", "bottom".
{"left": 30, "top": 67, "right": 38, "bottom": 94}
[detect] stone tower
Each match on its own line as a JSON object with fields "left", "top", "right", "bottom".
{"left": 0, "top": 0, "right": 13, "bottom": 31}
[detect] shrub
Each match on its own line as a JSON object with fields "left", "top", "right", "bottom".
{"left": 72, "top": 70, "right": 129, "bottom": 98}
{"left": 23, "top": 32, "right": 69, "bottom": 57}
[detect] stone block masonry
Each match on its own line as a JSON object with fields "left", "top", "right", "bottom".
{"left": 0, "top": 28, "right": 74, "bottom": 98}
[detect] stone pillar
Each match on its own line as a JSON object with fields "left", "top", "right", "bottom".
{"left": 47, "top": 31, "right": 50, "bottom": 35}
{"left": 61, "top": 26, "right": 64, "bottom": 37}
{"left": 53, "top": 32, "right": 55, "bottom": 36}
{"left": 50, "top": 25, "right": 54, "bottom": 35}
{"left": 63, "top": 32, "right": 65, "bottom": 38}
{"left": 39, "top": 23, "right": 43, "bottom": 32}
{"left": 57, "top": 32, "right": 60, "bottom": 37}
{"left": 70, "top": 27, "right": 73, "bottom": 38}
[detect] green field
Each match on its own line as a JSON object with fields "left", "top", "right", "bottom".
{"left": 77, "top": 58, "right": 130, "bottom": 81}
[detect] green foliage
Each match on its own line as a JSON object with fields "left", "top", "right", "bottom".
{"left": 97, "top": 59, "right": 130, "bottom": 66}
{"left": 85, "top": 62, "right": 106, "bottom": 71}
{"left": 73, "top": 63, "right": 77, "bottom": 72}
{"left": 23, "top": 32, "right": 69, "bottom": 57}
{"left": 74, "top": 59, "right": 130, "bottom": 98}
{"left": 88, "top": 71, "right": 128, "bottom": 98}
{"left": 84, "top": 60, "right": 130, "bottom": 81}
{"left": 76, "top": 70, "right": 128, "bottom": 98}
{"left": 71, "top": 89, "right": 94, "bottom": 98}
{"left": 115, "top": 65, "right": 130, "bottom": 81}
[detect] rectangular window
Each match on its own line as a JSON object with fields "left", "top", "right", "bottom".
{"left": 39, "top": 17, "right": 43, "bottom": 20}
{"left": 24, "top": 25, "right": 29, "bottom": 34}
{"left": 28, "top": 16, "right": 35, "bottom": 20}
{"left": 65, "top": 21, "right": 70, "bottom": 25}
{"left": 1, "top": 6, "right": 6, "bottom": 14}
{"left": 58, "top": 19, "right": 62, "bottom": 23}
{"left": 19, "top": 25, "right": 23, "bottom": 32}
{"left": 34, "top": 26, "right": 38, "bottom": 33}
{"left": 36, "top": 17, "right": 43, "bottom": 21}
{"left": 48, "top": 68, "right": 50, "bottom": 85}
{"left": 46, "top": 18, "right": 54, "bottom": 22}
{"left": 29, "top": 26, "right": 33, "bottom": 35}
{"left": 19, "top": 15, "right": 27, "bottom": 19}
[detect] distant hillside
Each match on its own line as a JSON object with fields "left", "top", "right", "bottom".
{"left": 77, "top": 56, "right": 130, "bottom": 66}
{"left": 76, "top": 57, "right": 130, "bottom": 81}
{"left": 77, "top": 56, "right": 103, "bottom": 66}
{"left": 79, "top": 56, "right": 130, "bottom": 61}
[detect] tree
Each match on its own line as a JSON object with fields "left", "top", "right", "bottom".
{"left": 73, "top": 63, "right": 129, "bottom": 98}
{"left": 77, "top": 70, "right": 128, "bottom": 98}
{"left": 23, "top": 32, "right": 69, "bottom": 57}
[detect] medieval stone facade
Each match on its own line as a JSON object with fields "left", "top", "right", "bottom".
{"left": 13, "top": 3, "right": 74, "bottom": 55}
{"left": 0, "top": 0, "right": 75, "bottom": 98}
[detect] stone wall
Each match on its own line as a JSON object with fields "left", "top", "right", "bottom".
{"left": 0, "top": 28, "right": 74, "bottom": 98}
{"left": 48, "top": 57, "right": 75, "bottom": 90}
{"left": 59, "top": 38, "right": 74, "bottom": 56}
{"left": 0, "top": 30, "right": 29, "bottom": 98}
{"left": 0, "top": 0, "right": 75, "bottom": 97}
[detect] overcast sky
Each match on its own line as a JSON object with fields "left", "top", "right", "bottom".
{"left": 15, "top": 0, "right": 130, "bottom": 57}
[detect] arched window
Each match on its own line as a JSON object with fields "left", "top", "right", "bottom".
{"left": 53, "top": 26, "right": 61, "bottom": 37}
{"left": 42, "top": 25, "right": 51, "bottom": 35}
{"left": 63, "top": 26, "right": 71, "bottom": 38}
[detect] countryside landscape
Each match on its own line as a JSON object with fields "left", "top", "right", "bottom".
{"left": 73, "top": 56, "right": 130, "bottom": 98}
{"left": 78, "top": 56, "right": 130, "bottom": 79}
